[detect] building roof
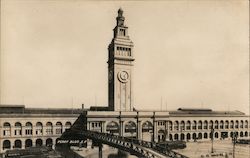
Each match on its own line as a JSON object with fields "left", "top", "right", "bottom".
{"left": 169, "top": 108, "right": 245, "bottom": 116}
{"left": 0, "top": 105, "right": 84, "bottom": 114}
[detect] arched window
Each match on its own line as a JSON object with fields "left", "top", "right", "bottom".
{"left": 186, "top": 121, "right": 191, "bottom": 130}
{"left": 198, "top": 121, "right": 202, "bottom": 130}
{"left": 106, "top": 121, "right": 119, "bottom": 134}
{"left": 56, "top": 122, "right": 63, "bottom": 134}
{"left": 240, "top": 120, "right": 244, "bottom": 128}
{"left": 65, "top": 122, "right": 72, "bottom": 129}
{"left": 174, "top": 121, "right": 179, "bottom": 131}
{"left": 192, "top": 121, "right": 197, "bottom": 130}
{"left": 220, "top": 120, "right": 224, "bottom": 129}
{"left": 125, "top": 121, "right": 136, "bottom": 133}
{"left": 180, "top": 121, "right": 185, "bottom": 131}
{"left": 14, "top": 122, "right": 22, "bottom": 136}
{"left": 142, "top": 121, "right": 153, "bottom": 133}
{"left": 168, "top": 121, "right": 173, "bottom": 131}
{"left": 36, "top": 122, "right": 43, "bottom": 135}
{"left": 235, "top": 120, "right": 239, "bottom": 129}
{"left": 25, "top": 122, "right": 32, "bottom": 135}
{"left": 245, "top": 120, "right": 248, "bottom": 128}
{"left": 3, "top": 122, "right": 11, "bottom": 136}
{"left": 214, "top": 120, "right": 218, "bottom": 129}
{"left": 230, "top": 120, "right": 234, "bottom": 129}
{"left": 209, "top": 120, "right": 213, "bottom": 129}
{"left": 225, "top": 121, "right": 229, "bottom": 129}
{"left": 46, "top": 122, "right": 53, "bottom": 135}
{"left": 204, "top": 121, "right": 208, "bottom": 130}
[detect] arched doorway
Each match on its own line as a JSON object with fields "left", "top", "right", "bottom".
{"left": 106, "top": 121, "right": 119, "bottom": 135}
{"left": 3, "top": 140, "right": 11, "bottom": 150}
{"left": 46, "top": 138, "right": 53, "bottom": 148}
{"left": 14, "top": 140, "right": 22, "bottom": 148}
{"left": 125, "top": 121, "right": 136, "bottom": 138}
{"left": 25, "top": 139, "right": 32, "bottom": 148}
{"left": 142, "top": 121, "right": 153, "bottom": 141}
{"left": 192, "top": 133, "right": 197, "bottom": 141}
{"left": 198, "top": 133, "right": 202, "bottom": 139}
{"left": 215, "top": 132, "right": 218, "bottom": 138}
{"left": 204, "top": 133, "right": 208, "bottom": 139}
{"left": 158, "top": 130, "right": 165, "bottom": 142}
{"left": 174, "top": 133, "right": 179, "bottom": 140}
{"left": 240, "top": 131, "right": 244, "bottom": 137}
{"left": 245, "top": 131, "right": 248, "bottom": 137}
{"left": 169, "top": 134, "right": 173, "bottom": 141}
{"left": 36, "top": 139, "right": 43, "bottom": 146}
{"left": 181, "top": 133, "right": 185, "bottom": 140}
{"left": 186, "top": 133, "right": 191, "bottom": 141}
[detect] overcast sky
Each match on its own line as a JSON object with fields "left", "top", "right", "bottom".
{"left": 1, "top": 0, "right": 249, "bottom": 114}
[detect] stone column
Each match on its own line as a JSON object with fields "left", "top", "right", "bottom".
{"left": 22, "top": 126, "right": 26, "bottom": 137}
{"left": 119, "top": 121, "right": 124, "bottom": 136}
{"left": 137, "top": 121, "right": 142, "bottom": 140}
{"left": 102, "top": 121, "right": 106, "bottom": 133}
{"left": 153, "top": 121, "right": 158, "bottom": 142}
{"left": 32, "top": 139, "right": 36, "bottom": 147}
{"left": 22, "top": 139, "right": 25, "bottom": 149}
{"left": 164, "top": 121, "right": 167, "bottom": 141}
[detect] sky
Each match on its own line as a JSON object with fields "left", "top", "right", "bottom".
{"left": 0, "top": 0, "right": 249, "bottom": 114}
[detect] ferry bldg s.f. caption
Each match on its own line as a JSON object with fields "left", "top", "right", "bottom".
{"left": 0, "top": 8, "right": 249, "bottom": 154}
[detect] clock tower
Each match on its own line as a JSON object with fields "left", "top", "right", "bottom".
{"left": 108, "top": 8, "right": 134, "bottom": 111}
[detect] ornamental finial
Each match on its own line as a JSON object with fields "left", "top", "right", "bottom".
{"left": 118, "top": 8, "right": 123, "bottom": 17}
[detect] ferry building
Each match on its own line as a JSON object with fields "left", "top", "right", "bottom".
{"left": 0, "top": 8, "right": 249, "bottom": 154}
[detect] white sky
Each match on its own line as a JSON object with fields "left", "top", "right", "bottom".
{"left": 0, "top": 0, "right": 249, "bottom": 114}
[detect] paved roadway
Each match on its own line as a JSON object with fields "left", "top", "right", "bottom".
{"left": 72, "top": 145, "right": 137, "bottom": 158}
{"left": 174, "top": 140, "right": 250, "bottom": 158}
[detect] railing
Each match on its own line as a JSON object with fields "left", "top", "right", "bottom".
{"left": 78, "top": 130, "right": 188, "bottom": 158}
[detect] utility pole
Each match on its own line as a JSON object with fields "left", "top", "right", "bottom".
{"left": 160, "top": 96, "right": 163, "bottom": 111}
{"left": 211, "top": 128, "right": 214, "bottom": 153}
{"left": 232, "top": 132, "right": 237, "bottom": 158}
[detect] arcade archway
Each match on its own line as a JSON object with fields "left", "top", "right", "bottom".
{"left": 106, "top": 121, "right": 119, "bottom": 135}
{"left": 14, "top": 140, "right": 22, "bottom": 148}
{"left": 142, "top": 121, "right": 153, "bottom": 141}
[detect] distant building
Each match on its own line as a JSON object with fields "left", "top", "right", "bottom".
{"left": 0, "top": 8, "right": 249, "bottom": 154}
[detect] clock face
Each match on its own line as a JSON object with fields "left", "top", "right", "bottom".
{"left": 118, "top": 71, "right": 129, "bottom": 83}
